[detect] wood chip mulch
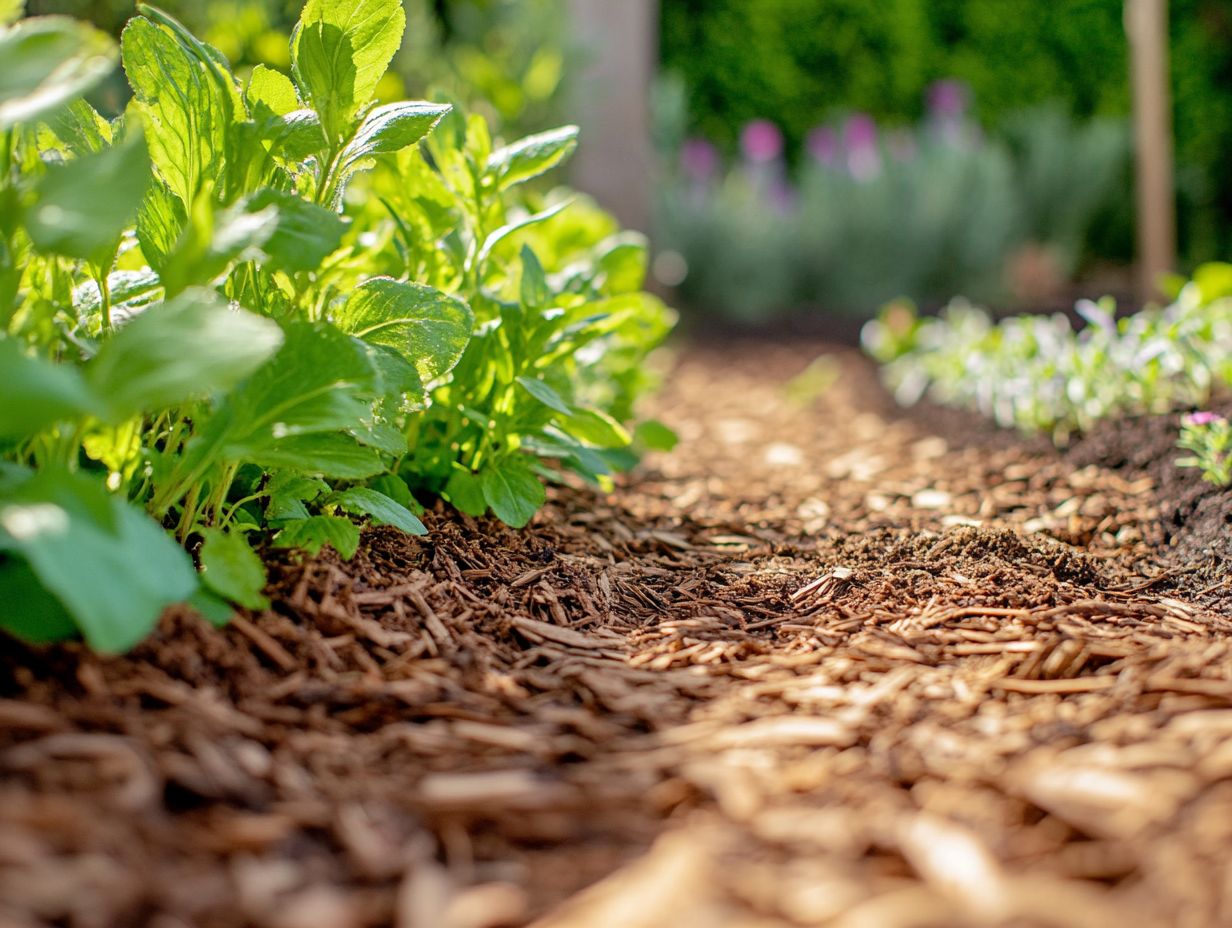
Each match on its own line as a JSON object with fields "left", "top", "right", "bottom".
{"left": 3, "top": 342, "right": 1232, "bottom": 928}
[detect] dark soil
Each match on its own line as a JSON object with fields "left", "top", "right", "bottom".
{"left": 1066, "top": 395, "right": 1232, "bottom": 609}
{"left": 3, "top": 342, "right": 1232, "bottom": 928}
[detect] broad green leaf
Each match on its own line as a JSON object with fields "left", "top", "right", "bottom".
{"left": 558, "top": 407, "right": 631, "bottom": 448}
{"left": 136, "top": 4, "right": 242, "bottom": 104}
{"left": 86, "top": 289, "right": 284, "bottom": 420}
{"left": 246, "top": 65, "right": 327, "bottom": 161}
{"left": 0, "top": 557, "right": 78, "bottom": 644}
{"left": 370, "top": 474, "right": 421, "bottom": 513}
{"left": 25, "top": 128, "right": 151, "bottom": 261}
{"left": 122, "top": 15, "right": 228, "bottom": 206}
{"left": 0, "top": 338, "right": 104, "bottom": 439}
{"left": 323, "top": 102, "right": 451, "bottom": 205}
{"left": 516, "top": 375, "right": 571, "bottom": 415}
{"left": 334, "top": 486, "right": 426, "bottom": 535}
{"left": 267, "top": 109, "right": 330, "bottom": 161}
{"left": 266, "top": 472, "right": 328, "bottom": 522}
{"left": 339, "top": 101, "right": 451, "bottom": 166}
{"left": 350, "top": 419, "right": 407, "bottom": 456}
{"left": 595, "top": 234, "right": 649, "bottom": 295}
{"left": 0, "top": 16, "right": 117, "bottom": 130}
{"left": 187, "top": 587, "right": 235, "bottom": 626}
{"left": 365, "top": 341, "right": 426, "bottom": 406}
{"left": 245, "top": 188, "right": 347, "bottom": 272}
{"left": 209, "top": 321, "right": 379, "bottom": 461}
{"left": 135, "top": 182, "right": 185, "bottom": 273}
{"left": 526, "top": 430, "right": 611, "bottom": 481}
{"left": 333, "top": 278, "right": 473, "bottom": 383}
{"left": 480, "top": 457, "right": 546, "bottom": 528}
{"left": 244, "top": 432, "right": 385, "bottom": 478}
{"left": 444, "top": 468, "right": 487, "bottom": 518}
{"left": 268, "top": 472, "right": 330, "bottom": 504}
{"left": 0, "top": 468, "right": 197, "bottom": 652}
{"left": 199, "top": 527, "right": 269, "bottom": 609}
{"left": 520, "top": 245, "right": 549, "bottom": 309}
{"left": 634, "top": 419, "right": 679, "bottom": 452}
{"left": 46, "top": 98, "right": 111, "bottom": 156}
{"left": 157, "top": 194, "right": 281, "bottom": 295}
{"left": 274, "top": 515, "right": 360, "bottom": 559}
{"left": 291, "top": 0, "right": 406, "bottom": 141}
{"left": 246, "top": 64, "right": 299, "bottom": 116}
{"left": 487, "top": 125, "right": 578, "bottom": 190}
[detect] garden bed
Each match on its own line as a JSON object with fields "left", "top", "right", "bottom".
{"left": 3, "top": 341, "right": 1232, "bottom": 928}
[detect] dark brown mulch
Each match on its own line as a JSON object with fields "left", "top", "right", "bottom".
{"left": 3, "top": 342, "right": 1232, "bottom": 928}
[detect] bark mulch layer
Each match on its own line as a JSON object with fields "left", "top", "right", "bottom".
{"left": 4, "top": 343, "right": 1232, "bottom": 928}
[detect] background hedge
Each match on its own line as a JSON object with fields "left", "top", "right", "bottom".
{"left": 660, "top": 0, "right": 1232, "bottom": 265}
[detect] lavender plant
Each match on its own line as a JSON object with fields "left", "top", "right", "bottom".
{"left": 655, "top": 82, "right": 1127, "bottom": 320}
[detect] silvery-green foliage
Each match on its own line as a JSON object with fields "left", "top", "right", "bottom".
{"left": 864, "top": 263, "right": 1232, "bottom": 443}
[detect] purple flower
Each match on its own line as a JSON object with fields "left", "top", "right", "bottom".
{"left": 680, "top": 137, "right": 719, "bottom": 183}
{"left": 741, "top": 119, "right": 784, "bottom": 164}
{"left": 806, "top": 126, "right": 838, "bottom": 165}
{"left": 927, "top": 79, "right": 970, "bottom": 120}
{"left": 1185, "top": 411, "right": 1225, "bottom": 427}
{"left": 843, "top": 114, "right": 881, "bottom": 181}
{"left": 843, "top": 113, "right": 878, "bottom": 152}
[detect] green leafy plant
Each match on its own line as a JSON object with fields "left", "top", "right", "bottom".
{"left": 863, "top": 263, "right": 1232, "bottom": 453}
{"left": 0, "top": 0, "right": 674, "bottom": 651}
{"left": 1178, "top": 412, "right": 1232, "bottom": 487}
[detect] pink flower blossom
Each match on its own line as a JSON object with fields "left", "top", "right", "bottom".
{"left": 927, "top": 79, "right": 969, "bottom": 120}
{"left": 680, "top": 137, "right": 719, "bottom": 182}
{"left": 843, "top": 114, "right": 881, "bottom": 181}
{"left": 843, "top": 113, "right": 878, "bottom": 152}
{"left": 1185, "top": 411, "right": 1225, "bottom": 426}
{"left": 741, "top": 119, "right": 784, "bottom": 164}
{"left": 806, "top": 126, "right": 838, "bottom": 165}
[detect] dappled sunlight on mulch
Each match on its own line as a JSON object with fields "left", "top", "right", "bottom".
{"left": 3, "top": 343, "right": 1232, "bottom": 927}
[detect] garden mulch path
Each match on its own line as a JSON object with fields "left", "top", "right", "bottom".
{"left": 4, "top": 341, "right": 1232, "bottom": 928}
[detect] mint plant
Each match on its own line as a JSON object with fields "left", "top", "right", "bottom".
{"left": 0, "top": 0, "right": 674, "bottom": 652}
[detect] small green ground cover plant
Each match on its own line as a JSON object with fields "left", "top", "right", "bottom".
{"left": 863, "top": 263, "right": 1232, "bottom": 483}
{"left": 0, "top": 0, "right": 674, "bottom": 652}
{"left": 1178, "top": 412, "right": 1232, "bottom": 487}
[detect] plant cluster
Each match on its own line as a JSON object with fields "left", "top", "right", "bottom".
{"left": 1178, "top": 412, "right": 1232, "bottom": 487}
{"left": 0, "top": 0, "right": 674, "bottom": 652}
{"left": 29, "top": 0, "right": 573, "bottom": 141}
{"left": 863, "top": 263, "right": 1232, "bottom": 448}
{"left": 655, "top": 86, "right": 1126, "bottom": 321}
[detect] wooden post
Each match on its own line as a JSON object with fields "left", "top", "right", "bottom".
{"left": 1125, "top": 0, "right": 1176, "bottom": 302}
{"left": 565, "top": 0, "right": 658, "bottom": 234}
